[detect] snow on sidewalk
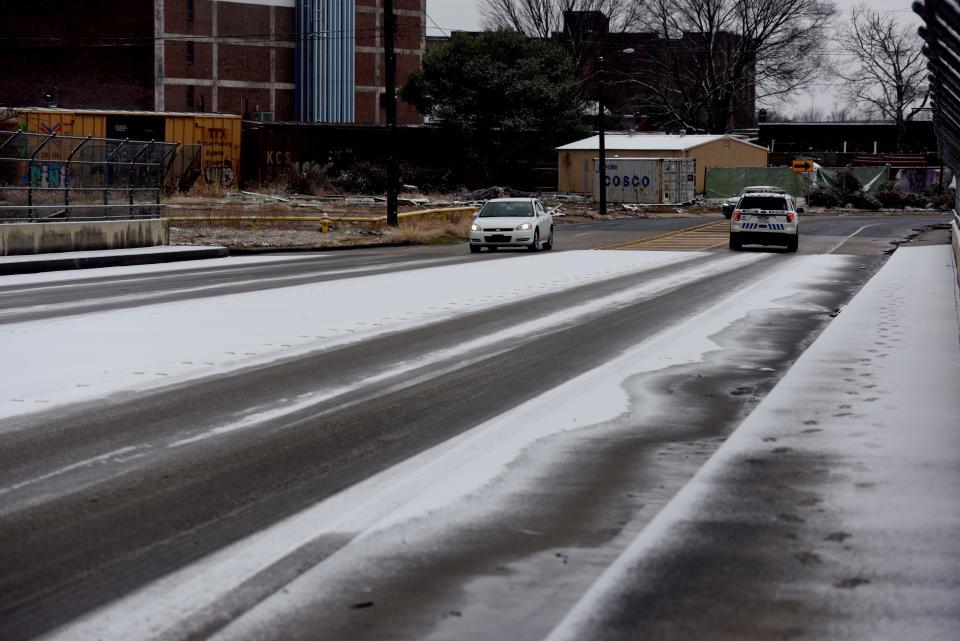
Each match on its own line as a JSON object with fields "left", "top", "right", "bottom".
{"left": 548, "top": 244, "right": 960, "bottom": 641}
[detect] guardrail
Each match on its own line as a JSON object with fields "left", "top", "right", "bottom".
{"left": 0, "top": 203, "right": 165, "bottom": 222}
{"left": 0, "top": 131, "right": 178, "bottom": 223}
{"left": 918, "top": 1, "right": 960, "bottom": 184}
{"left": 918, "top": 1, "right": 960, "bottom": 288}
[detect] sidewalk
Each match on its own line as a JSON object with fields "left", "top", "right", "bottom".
{"left": 0, "top": 245, "right": 227, "bottom": 275}
{"left": 549, "top": 244, "right": 960, "bottom": 641}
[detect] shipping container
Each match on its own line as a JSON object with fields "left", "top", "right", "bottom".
{"left": 594, "top": 158, "right": 696, "bottom": 204}
{"left": 660, "top": 158, "right": 697, "bottom": 203}
{"left": 11, "top": 108, "right": 241, "bottom": 188}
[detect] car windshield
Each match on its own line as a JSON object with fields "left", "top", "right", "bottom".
{"left": 738, "top": 195, "right": 788, "bottom": 210}
{"left": 479, "top": 201, "right": 534, "bottom": 217}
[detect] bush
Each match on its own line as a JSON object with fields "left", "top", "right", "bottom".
{"left": 329, "top": 162, "right": 388, "bottom": 194}
{"left": 806, "top": 184, "right": 842, "bottom": 208}
{"left": 875, "top": 181, "right": 953, "bottom": 209}
{"left": 924, "top": 184, "right": 956, "bottom": 210}
{"left": 282, "top": 166, "right": 329, "bottom": 195}
{"left": 836, "top": 172, "right": 864, "bottom": 194}
{"left": 806, "top": 174, "right": 880, "bottom": 209}
{"left": 847, "top": 192, "right": 882, "bottom": 210}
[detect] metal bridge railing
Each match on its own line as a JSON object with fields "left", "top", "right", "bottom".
{"left": 918, "top": 0, "right": 960, "bottom": 211}
{"left": 0, "top": 131, "right": 180, "bottom": 223}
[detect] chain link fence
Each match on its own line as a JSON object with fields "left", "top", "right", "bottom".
{"left": 0, "top": 131, "right": 184, "bottom": 222}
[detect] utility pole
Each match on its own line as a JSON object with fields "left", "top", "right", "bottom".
{"left": 384, "top": 0, "right": 399, "bottom": 226}
{"left": 597, "top": 56, "right": 607, "bottom": 216}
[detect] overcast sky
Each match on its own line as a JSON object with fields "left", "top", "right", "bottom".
{"left": 424, "top": 0, "right": 924, "bottom": 116}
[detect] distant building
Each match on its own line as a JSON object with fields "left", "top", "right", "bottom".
{"left": 0, "top": 0, "right": 424, "bottom": 125}
{"left": 552, "top": 11, "right": 757, "bottom": 132}
{"left": 556, "top": 133, "right": 768, "bottom": 194}
{"left": 758, "top": 121, "right": 938, "bottom": 155}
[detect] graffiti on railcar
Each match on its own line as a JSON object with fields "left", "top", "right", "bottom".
{"left": 202, "top": 126, "right": 235, "bottom": 186}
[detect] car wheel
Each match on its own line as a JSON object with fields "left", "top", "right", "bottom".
{"left": 729, "top": 233, "right": 742, "bottom": 251}
{"left": 528, "top": 229, "right": 540, "bottom": 251}
{"left": 469, "top": 244, "right": 481, "bottom": 253}
{"left": 786, "top": 235, "right": 799, "bottom": 252}
{"left": 543, "top": 227, "right": 554, "bottom": 251}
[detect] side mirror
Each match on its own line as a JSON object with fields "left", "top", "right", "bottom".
{"left": 796, "top": 207, "right": 805, "bottom": 214}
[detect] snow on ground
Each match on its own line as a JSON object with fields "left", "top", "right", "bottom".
{"left": 0, "top": 253, "right": 319, "bottom": 287}
{"left": 0, "top": 255, "right": 471, "bottom": 319}
{"left": 0, "top": 250, "right": 713, "bottom": 420}
{"left": 544, "top": 245, "right": 960, "bottom": 641}
{"left": 0, "top": 245, "right": 220, "bottom": 264}
{"left": 39, "top": 252, "right": 858, "bottom": 641}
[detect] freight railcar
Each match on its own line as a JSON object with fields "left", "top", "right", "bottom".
{"left": 7, "top": 108, "right": 241, "bottom": 188}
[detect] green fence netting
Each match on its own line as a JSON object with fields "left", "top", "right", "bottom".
{"left": 704, "top": 166, "right": 890, "bottom": 198}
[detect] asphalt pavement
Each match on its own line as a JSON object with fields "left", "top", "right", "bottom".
{"left": 546, "top": 244, "right": 960, "bottom": 641}
{"left": 1, "top": 213, "right": 957, "bottom": 640}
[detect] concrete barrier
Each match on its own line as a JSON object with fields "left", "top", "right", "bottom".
{"left": 0, "top": 219, "right": 169, "bottom": 256}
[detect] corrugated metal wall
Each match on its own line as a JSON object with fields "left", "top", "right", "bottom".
{"left": 592, "top": 158, "right": 696, "bottom": 204}
{"left": 296, "top": 0, "right": 356, "bottom": 123}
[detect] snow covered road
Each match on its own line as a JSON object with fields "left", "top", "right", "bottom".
{"left": 4, "top": 242, "right": 951, "bottom": 641}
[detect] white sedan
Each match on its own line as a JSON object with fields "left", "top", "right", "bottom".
{"left": 468, "top": 198, "right": 554, "bottom": 253}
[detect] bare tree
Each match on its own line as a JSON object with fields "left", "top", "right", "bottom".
{"left": 794, "top": 106, "right": 827, "bottom": 123}
{"left": 623, "top": 0, "right": 837, "bottom": 133}
{"left": 833, "top": 5, "right": 928, "bottom": 152}
{"left": 789, "top": 104, "right": 864, "bottom": 122}
{"left": 480, "top": 0, "right": 644, "bottom": 39}
{"left": 827, "top": 105, "right": 863, "bottom": 122}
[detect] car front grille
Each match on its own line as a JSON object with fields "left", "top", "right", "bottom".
{"left": 484, "top": 234, "right": 511, "bottom": 243}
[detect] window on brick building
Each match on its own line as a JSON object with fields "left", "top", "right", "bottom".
{"left": 186, "top": 0, "right": 194, "bottom": 23}
{"left": 187, "top": 41, "right": 194, "bottom": 65}
{"left": 186, "top": 85, "right": 195, "bottom": 110}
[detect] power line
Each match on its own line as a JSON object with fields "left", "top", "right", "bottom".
{"left": 425, "top": 11, "right": 449, "bottom": 37}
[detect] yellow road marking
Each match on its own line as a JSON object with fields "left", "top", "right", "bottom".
{"left": 602, "top": 220, "right": 731, "bottom": 252}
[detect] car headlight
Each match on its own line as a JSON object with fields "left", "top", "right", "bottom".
{"left": 515, "top": 222, "right": 533, "bottom": 231}
{"left": 471, "top": 222, "right": 482, "bottom": 231}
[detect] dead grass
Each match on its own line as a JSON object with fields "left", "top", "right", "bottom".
{"left": 387, "top": 217, "right": 472, "bottom": 244}
{"left": 180, "top": 181, "right": 229, "bottom": 199}
{"left": 169, "top": 213, "right": 473, "bottom": 250}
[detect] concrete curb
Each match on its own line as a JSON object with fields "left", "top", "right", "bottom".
{"left": 0, "top": 246, "right": 229, "bottom": 276}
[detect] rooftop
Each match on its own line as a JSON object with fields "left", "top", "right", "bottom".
{"left": 556, "top": 133, "right": 763, "bottom": 152}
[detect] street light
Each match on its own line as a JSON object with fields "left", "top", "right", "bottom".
{"left": 597, "top": 56, "right": 606, "bottom": 216}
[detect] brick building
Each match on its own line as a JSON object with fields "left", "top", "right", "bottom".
{"left": 0, "top": 0, "right": 424, "bottom": 124}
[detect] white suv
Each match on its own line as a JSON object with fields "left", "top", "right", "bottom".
{"left": 469, "top": 198, "right": 554, "bottom": 253}
{"left": 729, "top": 192, "right": 801, "bottom": 252}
